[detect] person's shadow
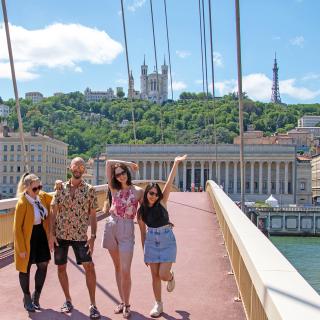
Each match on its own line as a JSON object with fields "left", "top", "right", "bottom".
{"left": 130, "top": 310, "right": 191, "bottom": 320}
{"left": 27, "top": 308, "right": 112, "bottom": 320}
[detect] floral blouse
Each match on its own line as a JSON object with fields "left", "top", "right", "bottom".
{"left": 110, "top": 187, "right": 138, "bottom": 219}
{"left": 51, "top": 179, "right": 98, "bottom": 241}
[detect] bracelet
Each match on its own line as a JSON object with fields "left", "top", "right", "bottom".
{"left": 91, "top": 234, "right": 96, "bottom": 239}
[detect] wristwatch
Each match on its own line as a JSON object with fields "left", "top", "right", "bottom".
{"left": 91, "top": 234, "right": 96, "bottom": 239}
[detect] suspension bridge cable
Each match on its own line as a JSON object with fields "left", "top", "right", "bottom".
{"left": 163, "top": 0, "right": 177, "bottom": 144}
{"left": 120, "top": 0, "right": 137, "bottom": 144}
{"left": 1, "top": 0, "right": 29, "bottom": 172}
{"left": 150, "top": 0, "right": 164, "bottom": 144}
{"left": 208, "top": 0, "right": 218, "bottom": 179}
{"left": 163, "top": 0, "right": 173, "bottom": 102}
{"left": 198, "top": 0, "right": 205, "bottom": 95}
{"left": 235, "top": 0, "right": 245, "bottom": 211}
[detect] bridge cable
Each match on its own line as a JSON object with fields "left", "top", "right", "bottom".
{"left": 120, "top": 0, "right": 137, "bottom": 144}
{"left": 208, "top": 0, "right": 218, "bottom": 179}
{"left": 200, "top": 0, "right": 210, "bottom": 144}
{"left": 235, "top": 0, "right": 245, "bottom": 211}
{"left": 198, "top": 0, "right": 205, "bottom": 95}
{"left": 163, "top": 0, "right": 177, "bottom": 144}
{"left": 1, "top": 0, "right": 29, "bottom": 172}
{"left": 150, "top": 0, "right": 164, "bottom": 144}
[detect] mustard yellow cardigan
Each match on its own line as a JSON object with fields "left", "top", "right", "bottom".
{"left": 13, "top": 191, "right": 52, "bottom": 273}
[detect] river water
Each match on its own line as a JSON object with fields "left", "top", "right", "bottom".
{"left": 271, "top": 236, "right": 320, "bottom": 294}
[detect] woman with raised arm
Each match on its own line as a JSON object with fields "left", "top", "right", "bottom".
{"left": 137, "top": 154, "right": 187, "bottom": 318}
{"left": 102, "top": 160, "right": 144, "bottom": 318}
{"left": 13, "top": 173, "right": 53, "bottom": 312}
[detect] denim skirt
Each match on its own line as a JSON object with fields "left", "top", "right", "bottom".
{"left": 144, "top": 225, "right": 177, "bottom": 263}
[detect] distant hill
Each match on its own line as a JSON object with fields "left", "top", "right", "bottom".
{"left": 4, "top": 92, "right": 320, "bottom": 159}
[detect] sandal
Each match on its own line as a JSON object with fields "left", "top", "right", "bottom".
{"left": 60, "top": 300, "right": 73, "bottom": 313}
{"left": 123, "top": 304, "right": 131, "bottom": 319}
{"left": 114, "top": 302, "right": 124, "bottom": 314}
{"left": 89, "top": 305, "right": 101, "bottom": 319}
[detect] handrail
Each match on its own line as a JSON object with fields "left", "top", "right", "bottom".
{"left": 206, "top": 180, "right": 320, "bottom": 320}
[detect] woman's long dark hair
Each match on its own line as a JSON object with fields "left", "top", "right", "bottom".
{"left": 110, "top": 163, "right": 132, "bottom": 190}
{"left": 138, "top": 183, "right": 163, "bottom": 221}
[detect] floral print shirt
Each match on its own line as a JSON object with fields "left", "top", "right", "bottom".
{"left": 51, "top": 179, "right": 98, "bottom": 241}
{"left": 110, "top": 187, "right": 138, "bottom": 219}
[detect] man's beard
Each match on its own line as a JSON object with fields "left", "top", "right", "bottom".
{"left": 72, "top": 172, "right": 82, "bottom": 179}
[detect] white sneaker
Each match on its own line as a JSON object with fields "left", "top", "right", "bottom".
{"left": 167, "top": 271, "right": 175, "bottom": 292}
{"left": 150, "top": 301, "right": 163, "bottom": 318}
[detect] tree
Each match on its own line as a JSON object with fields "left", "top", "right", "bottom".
{"left": 117, "top": 90, "right": 125, "bottom": 99}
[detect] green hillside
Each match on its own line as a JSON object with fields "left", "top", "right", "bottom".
{"left": 3, "top": 92, "right": 320, "bottom": 159}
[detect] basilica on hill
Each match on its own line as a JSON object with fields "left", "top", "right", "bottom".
{"left": 128, "top": 56, "right": 168, "bottom": 104}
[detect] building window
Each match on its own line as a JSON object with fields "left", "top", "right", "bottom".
{"left": 10, "top": 176, "right": 13, "bottom": 184}
{"left": 3, "top": 165, "right": 7, "bottom": 172}
{"left": 17, "top": 145, "right": 21, "bottom": 151}
{"left": 17, "top": 166, "right": 21, "bottom": 172}
{"left": 31, "top": 155, "right": 35, "bottom": 162}
{"left": 10, "top": 145, "right": 14, "bottom": 151}
{"left": 38, "top": 166, "right": 41, "bottom": 173}
{"left": 38, "top": 155, "right": 42, "bottom": 162}
{"left": 30, "top": 144, "right": 35, "bottom": 151}
{"left": 31, "top": 166, "right": 34, "bottom": 173}
{"left": 3, "top": 145, "right": 7, "bottom": 151}
{"left": 300, "top": 182, "right": 305, "bottom": 191}
{"left": 10, "top": 166, "right": 14, "bottom": 172}
{"left": 25, "top": 145, "right": 28, "bottom": 151}
{"left": 10, "top": 154, "right": 14, "bottom": 161}
{"left": 17, "top": 154, "right": 21, "bottom": 161}
{"left": 16, "top": 176, "right": 20, "bottom": 183}
{"left": 3, "top": 176, "right": 7, "bottom": 183}
{"left": 38, "top": 144, "right": 42, "bottom": 152}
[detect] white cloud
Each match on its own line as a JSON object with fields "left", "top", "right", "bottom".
{"left": 176, "top": 50, "right": 191, "bottom": 59}
{"left": 0, "top": 23, "right": 123, "bottom": 80}
{"left": 172, "top": 81, "right": 187, "bottom": 91}
{"left": 127, "top": 0, "right": 146, "bottom": 12}
{"left": 290, "top": 36, "right": 305, "bottom": 48}
{"left": 301, "top": 73, "right": 320, "bottom": 81}
{"left": 280, "top": 78, "right": 320, "bottom": 100}
{"left": 215, "top": 73, "right": 320, "bottom": 101}
{"left": 116, "top": 78, "right": 128, "bottom": 85}
{"left": 213, "top": 52, "right": 223, "bottom": 67}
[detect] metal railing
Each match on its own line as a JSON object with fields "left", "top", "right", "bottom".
{"left": 206, "top": 180, "right": 320, "bottom": 320}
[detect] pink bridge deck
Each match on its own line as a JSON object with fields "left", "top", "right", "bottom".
{"left": 0, "top": 192, "right": 245, "bottom": 320}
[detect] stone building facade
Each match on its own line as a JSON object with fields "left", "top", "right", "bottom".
{"left": 105, "top": 144, "right": 312, "bottom": 205}
{"left": 0, "top": 128, "right": 68, "bottom": 198}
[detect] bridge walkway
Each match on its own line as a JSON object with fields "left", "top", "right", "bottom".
{"left": 0, "top": 192, "right": 245, "bottom": 320}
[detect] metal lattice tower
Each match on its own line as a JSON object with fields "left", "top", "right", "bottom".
{"left": 271, "top": 52, "right": 281, "bottom": 103}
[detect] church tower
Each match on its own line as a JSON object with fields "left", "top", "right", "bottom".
{"left": 128, "top": 70, "right": 135, "bottom": 99}
{"left": 140, "top": 55, "right": 148, "bottom": 99}
{"left": 271, "top": 53, "right": 281, "bottom": 104}
{"left": 161, "top": 56, "right": 168, "bottom": 102}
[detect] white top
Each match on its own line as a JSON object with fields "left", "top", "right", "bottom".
{"left": 24, "top": 193, "right": 48, "bottom": 225}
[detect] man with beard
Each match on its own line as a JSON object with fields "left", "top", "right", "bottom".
{"left": 49, "top": 157, "right": 101, "bottom": 319}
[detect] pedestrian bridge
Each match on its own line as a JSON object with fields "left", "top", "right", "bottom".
{"left": 0, "top": 181, "right": 319, "bottom": 319}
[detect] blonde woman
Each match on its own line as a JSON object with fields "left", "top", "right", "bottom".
{"left": 13, "top": 173, "right": 53, "bottom": 312}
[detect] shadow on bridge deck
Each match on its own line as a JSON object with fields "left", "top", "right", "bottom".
{"left": 0, "top": 192, "right": 245, "bottom": 320}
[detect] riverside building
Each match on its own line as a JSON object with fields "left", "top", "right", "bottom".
{"left": 105, "top": 144, "right": 312, "bottom": 205}
{"left": 0, "top": 126, "right": 68, "bottom": 198}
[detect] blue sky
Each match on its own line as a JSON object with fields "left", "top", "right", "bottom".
{"left": 0, "top": 0, "right": 320, "bottom": 104}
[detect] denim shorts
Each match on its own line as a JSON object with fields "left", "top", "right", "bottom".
{"left": 144, "top": 225, "right": 177, "bottom": 263}
{"left": 54, "top": 238, "right": 92, "bottom": 265}
{"left": 102, "top": 215, "right": 135, "bottom": 252}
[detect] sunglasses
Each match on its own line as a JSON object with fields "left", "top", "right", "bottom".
{"left": 148, "top": 191, "right": 159, "bottom": 197}
{"left": 32, "top": 185, "right": 42, "bottom": 193}
{"left": 115, "top": 170, "right": 127, "bottom": 178}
